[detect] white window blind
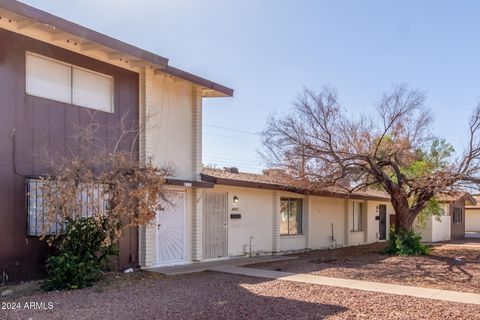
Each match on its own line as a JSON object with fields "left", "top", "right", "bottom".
{"left": 25, "top": 52, "right": 114, "bottom": 113}
{"left": 26, "top": 53, "right": 71, "bottom": 104}
{"left": 73, "top": 67, "right": 113, "bottom": 113}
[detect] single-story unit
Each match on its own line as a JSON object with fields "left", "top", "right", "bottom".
{"left": 142, "top": 167, "right": 396, "bottom": 268}
{"left": 465, "top": 195, "right": 480, "bottom": 232}
{"left": 417, "top": 193, "right": 475, "bottom": 242}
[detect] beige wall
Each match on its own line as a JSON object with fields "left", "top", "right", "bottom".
{"left": 210, "top": 185, "right": 274, "bottom": 257}
{"left": 309, "top": 197, "right": 346, "bottom": 248}
{"left": 466, "top": 210, "right": 480, "bottom": 232}
{"left": 418, "top": 203, "right": 451, "bottom": 242}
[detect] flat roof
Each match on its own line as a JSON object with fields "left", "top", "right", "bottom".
{"left": 0, "top": 0, "right": 233, "bottom": 97}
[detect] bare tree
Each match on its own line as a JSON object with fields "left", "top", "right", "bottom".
{"left": 263, "top": 85, "right": 480, "bottom": 232}
{"left": 34, "top": 111, "right": 170, "bottom": 245}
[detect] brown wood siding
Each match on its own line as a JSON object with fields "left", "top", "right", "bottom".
{"left": 0, "top": 28, "right": 139, "bottom": 281}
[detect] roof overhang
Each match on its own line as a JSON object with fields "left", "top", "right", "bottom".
{"left": 201, "top": 173, "right": 391, "bottom": 201}
{"left": 0, "top": 0, "right": 233, "bottom": 97}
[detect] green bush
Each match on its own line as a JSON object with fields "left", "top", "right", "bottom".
{"left": 41, "top": 217, "right": 119, "bottom": 291}
{"left": 385, "top": 227, "right": 430, "bottom": 256}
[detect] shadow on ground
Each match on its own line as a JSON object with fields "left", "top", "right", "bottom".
{"left": 0, "top": 272, "right": 347, "bottom": 320}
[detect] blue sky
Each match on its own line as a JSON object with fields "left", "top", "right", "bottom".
{"left": 23, "top": 0, "right": 480, "bottom": 173}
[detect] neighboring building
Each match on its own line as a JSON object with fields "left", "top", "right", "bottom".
{"left": 465, "top": 195, "right": 480, "bottom": 232}
{"left": 418, "top": 193, "right": 475, "bottom": 242}
{"left": 0, "top": 0, "right": 232, "bottom": 281}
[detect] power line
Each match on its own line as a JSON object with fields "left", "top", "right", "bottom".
{"left": 203, "top": 155, "right": 264, "bottom": 166}
{"left": 204, "top": 123, "right": 261, "bottom": 136}
{"left": 203, "top": 132, "right": 259, "bottom": 142}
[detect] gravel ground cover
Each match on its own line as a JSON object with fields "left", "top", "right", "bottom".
{"left": 252, "top": 239, "right": 480, "bottom": 293}
{"left": 1, "top": 271, "right": 479, "bottom": 320}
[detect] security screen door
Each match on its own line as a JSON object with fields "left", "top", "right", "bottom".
{"left": 203, "top": 193, "right": 228, "bottom": 259}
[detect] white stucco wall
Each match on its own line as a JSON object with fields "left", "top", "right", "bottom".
{"left": 309, "top": 197, "right": 346, "bottom": 248}
{"left": 208, "top": 186, "right": 274, "bottom": 257}
{"left": 466, "top": 210, "right": 480, "bottom": 232}
{"left": 418, "top": 217, "right": 433, "bottom": 242}
{"left": 432, "top": 215, "right": 451, "bottom": 242}
{"left": 418, "top": 204, "right": 451, "bottom": 242}
{"left": 280, "top": 235, "right": 307, "bottom": 251}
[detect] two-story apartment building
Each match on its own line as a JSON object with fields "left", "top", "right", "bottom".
{"left": 0, "top": 0, "right": 232, "bottom": 281}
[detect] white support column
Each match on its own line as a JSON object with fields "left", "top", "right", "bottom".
{"left": 344, "top": 199, "right": 350, "bottom": 246}
{"left": 138, "top": 68, "right": 158, "bottom": 267}
{"left": 272, "top": 191, "right": 280, "bottom": 253}
{"left": 191, "top": 188, "right": 204, "bottom": 261}
{"left": 363, "top": 200, "right": 369, "bottom": 243}
{"left": 139, "top": 67, "right": 147, "bottom": 167}
{"left": 192, "top": 86, "right": 202, "bottom": 181}
{"left": 304, "top": 196, "right": 310, "bottom": 249}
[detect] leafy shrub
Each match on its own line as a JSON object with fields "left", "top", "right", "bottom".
{"left": 41, "top": 217, "right": 118, "bottom": 291}
{"left": 385, "top": 227, "right": 430, "bottom": 256}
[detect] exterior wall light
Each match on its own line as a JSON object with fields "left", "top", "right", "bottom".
{"left": 233, "top": 196, "right": 239, "bottom": 204}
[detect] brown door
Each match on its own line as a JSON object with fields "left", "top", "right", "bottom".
{"left": 379, "top": 205, "right": 387, "bottom": 240}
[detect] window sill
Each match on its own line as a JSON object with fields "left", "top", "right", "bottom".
{"left": 350, "top": 230, "right": 364, "bottom": 233}
{"left": 280, "top": 234, "right": 305, "bottom": 238}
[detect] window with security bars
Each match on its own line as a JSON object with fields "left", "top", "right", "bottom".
{"left": 452, "top": 207, "right": 463, "bottom": 224}
{"left": 26, "top": 178, "right": 110, "bottom": 236}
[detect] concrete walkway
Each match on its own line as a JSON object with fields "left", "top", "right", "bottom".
{"left": 211, "top": 266, "right": 480, "bottom": 306}
{"left": 146, "top": 255, "right": 298, "bottom": 275}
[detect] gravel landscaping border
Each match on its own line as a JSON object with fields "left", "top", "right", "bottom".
{"left": 1, "top": 271, "right": 479, "bottom": 319}
{"left": 251, "top": 240, "right": 480, "bottom": 294}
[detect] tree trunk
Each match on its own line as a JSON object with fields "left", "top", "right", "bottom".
{"left": 390, "top": 190, "right": 417, "bottom": 231}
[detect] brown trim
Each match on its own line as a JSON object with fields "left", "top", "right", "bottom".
{"left": 166, "top": 178, "right": 214, "bottom": 189}
{"left": 0, "top": 0, "right": 168, "bottom": 66}
{"left": 160, "top": 66, "right": 234, "bottom": 97}
{"left": 0, "top": 0, "right": 234, "bottom": 97}
{"left": 200, "top": 174, "right": 390, "bottom": 201}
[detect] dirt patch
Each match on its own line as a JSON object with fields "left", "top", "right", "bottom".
{"left": 251, "top": 241, "right": 480, "bottom": 293}
{"left": 0, "top": 271, "right": 479, "bottom": 319}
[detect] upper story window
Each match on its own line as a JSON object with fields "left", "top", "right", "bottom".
{"left": 280, "top": 198, "right": 302, "bottom": 236}
{"left": 26, "top": 52, "right": 114, "bottom": 113}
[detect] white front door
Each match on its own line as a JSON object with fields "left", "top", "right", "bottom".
{"left": 156, "top": 192, "right": 186, "bottom": 265}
